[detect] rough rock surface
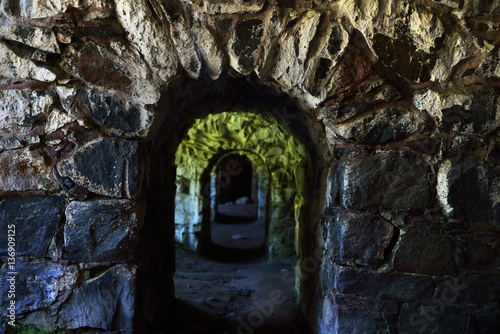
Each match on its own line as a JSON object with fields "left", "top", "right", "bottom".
{"left": 437, "top": 154, "right": 500, "bottom": 224}
{"left": 414, "top": 89, "right": 500, "bottom": 136}
{"left": 332, "top": 265, "right": 435, "bottom": 302}
{"left": 393, "top": 226, "right": 458, "bottom": 275}
{"left": 0, "top": 23, "right": 60, "bottom": 53}
{"left": 0, "top": 89, "right": 53, "bottom": 133}
{"left": 0, "top": 195, "right": 64, "bottom": 258}
{"left": 228, "top": 18, "right": 264, "bottom": 75}
{"left": 324, "top": 106, "right": 425, "bottom": 145}
{"left": 0, "top": 0, "right": 498, "bottom": 333}
{"left": 61, "top": 41, "right": 158, "bottom": 105}
{"left": 0, "top": 148, "right": 59, "bottom": 194}
{"left": 58, "top": 139, "right": 140, "bottom": 199}
{"left": 303, "top": 21, "right": 350, "bottom": 99}
{"left": 58, "top": 265, "right": 136, "bottom": 330}
{"left": 64, "top": 199, "right": 140, "bottom": 262}
{"left": 327, "top": 209, "right": 394, "bottom": 268}
{"left": 0, "top": 41, "right": 56, "bottom": 82}
{"left": 115, "top": 0, "right": 178, "bottom": 98}
{"left": 272, "top": 10, "right": 321, "bottom": 89}
{"left": 0, "top": 262, "right": 78, "bottom": 316}
{"left": 80, "top": 89, "right": 154, "bottom": 137}
{"left": 191, "top": 20, "right": 224, "bottom": 80}
{"left": 334, "top": 152, "right": 431, "bottom": 210}
{"left": 164, "top": 4, "right": 202, "bottom": 79}
{"left": 45, "top": 109, "right": 75, "bottom": 133}
{"left": 1, "top": 0, "right": 113, "bottom": 19}
{"left": 399, "top": 304, "right": 475, "bottom": 334}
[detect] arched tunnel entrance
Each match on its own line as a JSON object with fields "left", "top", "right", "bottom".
{"left": 173, "top": 109, "right": 310, "bottom": 332}
{"left": 208, "top": 151, "right": 268, "bottom": 256}
{"left": 142, "top": 75, "right": 329, "bottom": 333}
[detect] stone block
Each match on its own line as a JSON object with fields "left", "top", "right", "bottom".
{"left": 115, "top": 0, "right": 178, "bottom": 97}
{"left": 440, "top": 90, "right": 500, "bottom": 136}
{"left": 335, "top": 152, "right": 431, "bottom": 210}
{"left": 475, "top": 304, "right": 500, "bottom": 334}
{"left": 60, "top": 40, "right": 160, "bottom": 105}
{"left": 466, "top": 231, "right": 500, "bottom": 272}
{"left": 333, "top": 309, "right": 388, "bottom": 334}
{"left": 191, "top": 20, "right": 224, "bottom": 80}
{"left": 0, "top": 261, "right": 78, "bottom": 316}
{"left": 0, "top": 41, "right": 56, "bottom": 82}
{"left": 0, "top": 196, "right": 64, "bottom": 258}
{"left": 0, "top": 24, "right": 60, "bottom": 53}
{"left": 437, "top": 154, "right": 500, "bottom": 224}
{"left": 325, "top": 106, "right": 425, "bottom": 145}
{"left": 333, "top": 265, "right": 435, "bottom": 302}
{"left": 393, "top": 227, "right": 458, "bottom": 275}
{"left": 0, "top": 138, "right": 22, "bottom": 151}
{"left": 478, "top": 48, "right": 500, "bottom": 79}
{"left": 451, "top": 274, "right": 500, "bottom": 304}
{"left": 303, "top": 22, "right": 349, "bottom": 98}
{"left": 330, "top": 210, "right": 394, "bottom": 268}
{"left": 320, "top": 293, "right": 398, "bottom": 334}
{"left": 164, "top": 8, "right": 201, "bottom": 79}
{"left": 372, "top": 31, "right": 436, "bottom": 83}
{"left": 414, "top": 89, "right": 500, "bottom": 136}
{"left": 272, "top": 10, "right": 321, "bottom": 89}
{"left": 64, "top": 199, "right": 141, "bottom": 263}
{"left": 45, "top": 109, "right": 75, "bottom": 134}
{"left": 228, "top": 19, "right": 264, "bottom": 75}
{"left": 0, "top": 89, "right": 53, "bottom": 133}
{"left": 0, "top": 148, "right": 59, "bottom": 195}
{"left": 57, "top": 138, "right": 140, "bottom": 199}
{"left": 81, "top": 89, "right": 154, "bottom": 138}
{"left": 61, "top": 42, "right": 132, "bottom": 93}
{"left": 58, "top": 265, "right": 136, "bottom": 331}
{"left": 399, "top": 304, "right": 475, "bottom": 334}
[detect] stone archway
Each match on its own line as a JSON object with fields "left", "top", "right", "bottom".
{"left": 200, "top": 149, "right": 271, "bottom": 252}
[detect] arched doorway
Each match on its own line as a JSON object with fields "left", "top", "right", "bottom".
{"left": 197, "top": 150, "right": 271, "bottom": 259}
{"left": 143, "top": 75, "right": 329, "bottom": 333}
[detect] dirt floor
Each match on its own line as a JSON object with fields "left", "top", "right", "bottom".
{"left": 211, "top": 220, "right": 265, "bottom": 250}
{"left": 174, "top": 220, "right": 308, "bottom": 334}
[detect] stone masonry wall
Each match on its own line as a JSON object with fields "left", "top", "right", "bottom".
{"left": 0, "top": 0, "right": 498, "bottom": 333}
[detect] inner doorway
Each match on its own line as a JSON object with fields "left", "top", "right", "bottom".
{"left": 211, "top": 154, "right": 265, "bottom": 255}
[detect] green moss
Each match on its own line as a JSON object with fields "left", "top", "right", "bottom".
{"left": 13, "top": 324, "right": 65, "bottom": 334}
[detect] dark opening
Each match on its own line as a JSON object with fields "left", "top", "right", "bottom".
{"left": 218, "top": 154, "right": 253, "bottom": 204}
{"left": 210, "top": 154, "right": 264, "bottom": 257}
{"left": 215, "top": 154, "right": 257, "bottom": 223}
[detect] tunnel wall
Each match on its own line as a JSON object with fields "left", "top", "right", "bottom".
{"left": 0, "top": 0, "right": 499, "bottom": 333}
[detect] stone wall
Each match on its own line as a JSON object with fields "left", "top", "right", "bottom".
{"left": 0, "top": 0, "right": 498, "bottom": 333}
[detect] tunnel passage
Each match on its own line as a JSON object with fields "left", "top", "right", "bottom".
{"left": 174, "top": 110, "right": 308, "bottom": 258}
{"left": 171, "top": 108, "right": 314, "bottom": 332}
{"left": 206, "top": 152, "right": 266, "bottom": 255}
{"left": 139, "top": 74, "right": 329, "bottom": 333}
